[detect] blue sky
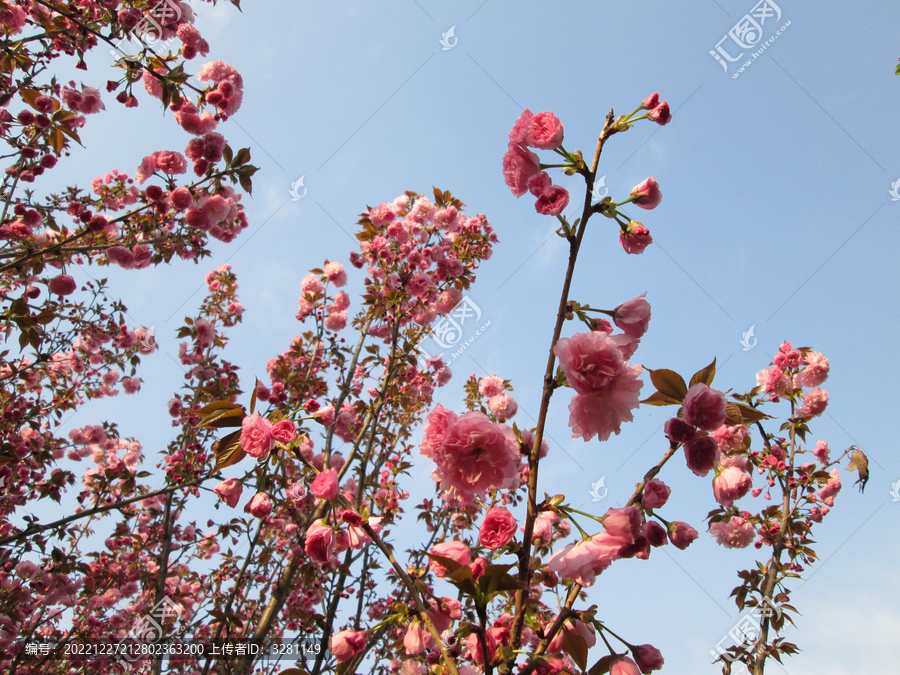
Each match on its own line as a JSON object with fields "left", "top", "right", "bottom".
{"left": 47, "top": 1, "right": 900, "bottom": 673}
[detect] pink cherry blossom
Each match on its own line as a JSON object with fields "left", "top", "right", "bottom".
{"left": 647, "top": 101, "right": 671, "bottom": 125}
{"left": 271, "top": 419, "right": 296, "bottom": 443}
{"left": 619, "top": 221, "right": 653, "bottom": 254}
{"left": 642, "top": 479, "right": 671, "bottom": 509}
{"left": 213, "top": 477, "right": 242, "bottom": 507}
{"left": 305, "top": 520, "right": 335, "bottom": 563}
{"left": 613, "top": 292, "right": 651, "bottom": 338}
{"left": 668, "top": 521, "right": 699, "bottom": 550}
{"left": 712, "top": 466, "right": 753, "bottom": 507}
{"left": 684, "top": 435, "right": 718, "bottom": 477}
{"left": 633, "top": 644, "right": 665, "bottom": 673}
{"left": 629, "top": 177, "right": 662, "bottom": 210}
{"left": 664, "top": 417, "right": 695, "bottom": 444}
{"left": 535, "top": 185, "right": 570, "bottom": 216}
{"left": 508, "top": 108, "right": 534, "bottom": 145}
{"left": 428, "top": 541, "right": 471, "bottom": 577}
{"left": 425, "top": 411, "right": 521, "bottom": 502}
{"left": 796, "top": 351, "right": 829, "bottom": 388}
{"left": 502, "top": 143, "right": 541, "bottom": 197}
{"left": 240, "top": 414, "right": 275, "bottom": 458}
{"left": 324, "top": 261, "right": 347, "bottom": 287}
{"left": 682, "top": 383, "right": 727, "bottom": 432}
{"left": 525, "top": 111, "right": 564, "bottom": 150}
{"left": 244, "top": 492, "right": 273, "bottom": 518}
{"left": 329, "top": 630, "right": 366, "bottom": 663}
{"left": 479, "top": 506, "right": 517, "bottom": 550}
{"left": 311, "top": 469, "right": 339, "bottom": 501}
{"left": 49, "top": 274, "right": 76, "bottom": 296}
{"left": 710, "top": 516, "right": 755, "bottom": 549}
{"left": 610, "top": 656, "right": 641, "bottom": 675}
{"left": 547, "top": 531, "right": 628, "bottom": 587}
{"left": 488, "top": 392, "right": 518, "bottom": 420}
{"left": 566, "top": 369, "right": 643, "bottom": 442}
{"left": 641, "top": 93, "right": 660, "bottom": 109}
{"left": 798, "top": 388, "right": 828, "bottom": 417}
{"left": 478, "top": 375, "right": 505, "bottom": 398}
{"left": 813, "top": 439, "right": 830, "bottom": 465}
{"left": 756, "top": 366, "right": 790, "bottom": 399}
{"left": 526, "top": 171, "right": 552, "bottom": 197}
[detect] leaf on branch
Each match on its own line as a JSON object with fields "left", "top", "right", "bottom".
{"left": 639, "top": 390, "right": 683, "bottom": 407}
{"left": 562, "top": 629, "right": 588, "bottom": 671}
{"left": 213, "top": 430, "right": 245, "bottom": 470}
{"left": 724, "top": 402, "right": 773, "bottom": 425}
{"left": 688, "top": 357, "right": 716, "bottom": 388}
{"left": 196, "top": 405, "right": 246, "bottom": 429}
{"left": 588, "top": 654, "right": 616, "bottom": 675}
{"left": 476, "top": 563, "right": 522, "bottom": 600}
{"left": 644, "top": 367, "right": 688, "bottom": 402}
{"left": 250, "top": 377, "right": 259, "bottom": 415}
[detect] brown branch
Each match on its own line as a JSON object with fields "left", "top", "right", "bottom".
{"left": 508, "top": 110, "right": 618, "bottom": 659}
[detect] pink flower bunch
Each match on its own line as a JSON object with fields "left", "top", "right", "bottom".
{"left": 641, "top": 92, "right": 672, "bottom": 126}
{"left": 135, "top": 151, "right": 187, "bottom": 184}
{"left": 196, "top": 60, "right": 244, "bottom": 118}
{"left": 185, "top": 132, "right": 226, "bottom": 176}
{"left": 709, "top": 516, "right": 755, "bottom": 548}
{"left": 61, "top": 84, "right": 104, "bottom": 115}
{"left": 795, "top": 350, "right": 829, "bottom": 388}
{"left": 797, "top": 387, "right": 828, "bottom": 417}
{"left": 349, "top": 193, "right": 495, "bottom": 337}
{"left": 177, "top": 23, "right": 210, "bottom": 60}
{"left": 419, "top": 408, "right": 521, "bottom": 502}
{"left": 547, "top": 507, "right": 645, "bottom": 586}
{"left": 503, "top": 109, "right": 570, "bottom": 215}
{"left": 173, "top": 101, "right": 219, "bottom": 135}
{"left": 552, "top": 329, "right": 644, "bottom": 442}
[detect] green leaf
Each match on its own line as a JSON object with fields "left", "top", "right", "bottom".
{"left": 645, "top": 367, "right": 688, "bottom": 402}
{"left": 688, "top": 357, "right": 716, "bottom": 388}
